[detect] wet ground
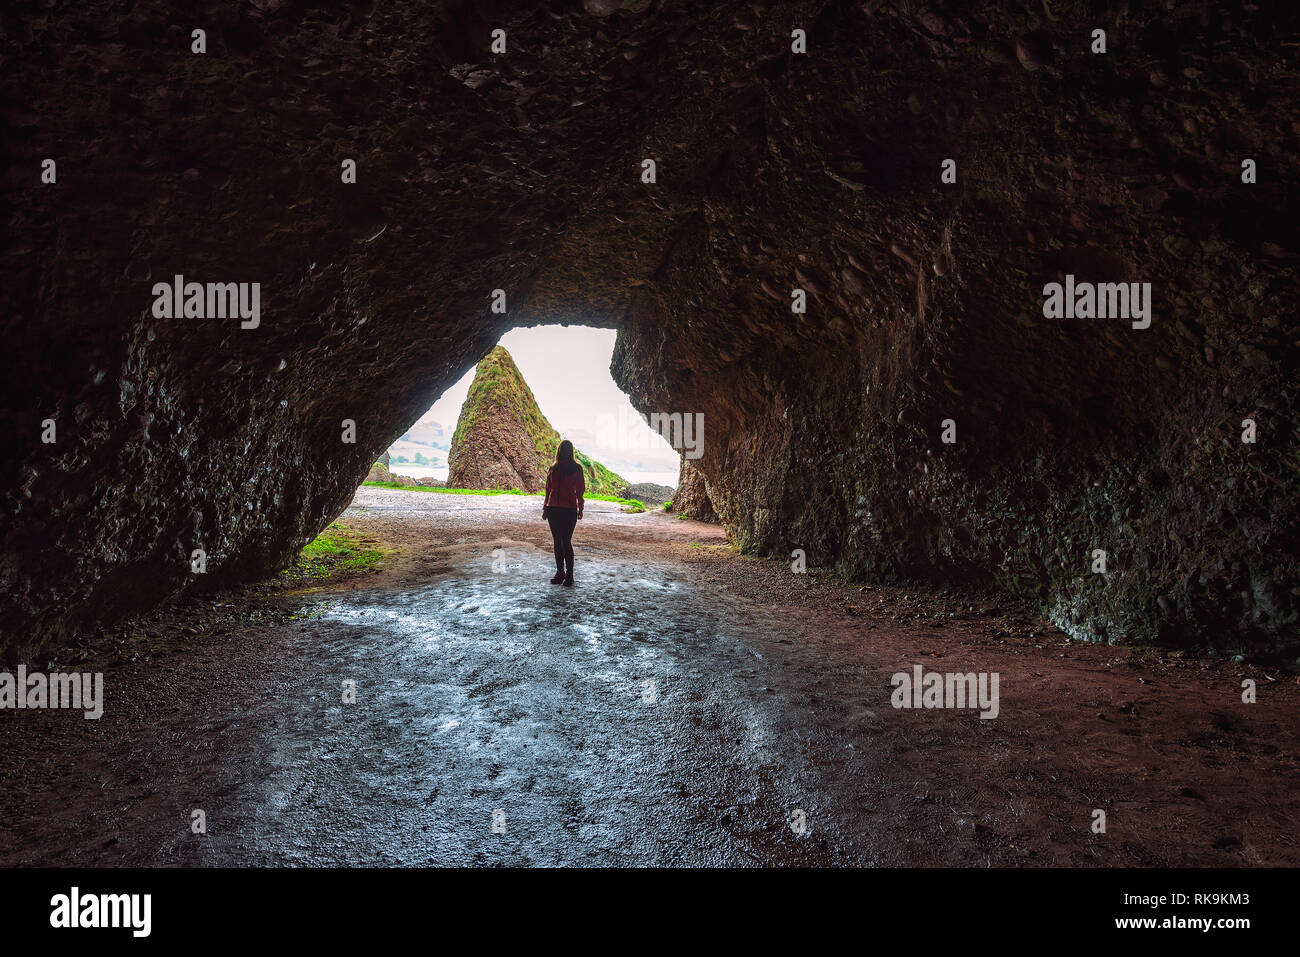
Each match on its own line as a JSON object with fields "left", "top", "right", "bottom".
{"left": 2, "top": 487, "right": 1298, "bottom": 866}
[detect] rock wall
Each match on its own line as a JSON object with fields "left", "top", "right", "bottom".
{"left": 2, "top": 0, "right": 661, "bottom": 656}
{"left": 3, "top": 1, "right": 1297, "bottom": 657}
{"left": 673, "top": 460, "right": 718, "bottom": 523}
{"left": 605, "top": 2, "right": 1300, "bottom": 656}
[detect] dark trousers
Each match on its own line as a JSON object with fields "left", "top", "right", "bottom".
{"left": 546, "top": 507, "right": 578, "bottom": 574}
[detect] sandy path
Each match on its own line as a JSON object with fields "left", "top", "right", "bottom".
{"left": 1, "top": 487, "right": 1296, "bottom": 866}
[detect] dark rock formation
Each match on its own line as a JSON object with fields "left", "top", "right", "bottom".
{"left": 625, "top": 482, "right": 675, "bottom": 507}
{"left": 673, "top": 461, "right": 718, "bottom": 523}
{"left": 446, "top": 347, "right": 626, "bottom": 495}
{"left": 363, "top": 462, "right": 415, "bottom": 486}
{"left": 2, "top": 2, "right": 1297, "bottom": 657}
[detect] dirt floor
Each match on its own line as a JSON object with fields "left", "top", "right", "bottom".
{"left": 1, "top": 486, "right": 1296, "bottom": 866}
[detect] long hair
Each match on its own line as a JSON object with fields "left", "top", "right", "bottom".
{"left": 553, "top": 439, "right": 582, "bottom": 477}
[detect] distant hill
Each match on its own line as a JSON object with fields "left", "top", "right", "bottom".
{"left": 402, "top": 420, "right": 451, "bottom": 448}
{"left": 447, "top": 346, "right": 628, "bottom": 496}
{"left": 386, "top": 419, "right": 450, "bottom": 469}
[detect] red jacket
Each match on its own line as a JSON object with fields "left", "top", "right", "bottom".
{"left": 544, "top": 465, "right": 585, "bottom": 510}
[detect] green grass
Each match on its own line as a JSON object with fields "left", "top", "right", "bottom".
{"left": 590, "top": 494, "right": 645, "bottom": 512}
{"left": 362, "top": 481, "right": 646, "bottom": 511}
{"left": 300, "top": 522, "right": 387, "bottom": 570}
{"left": 282, "top": 521, "right": 391, "bottom": 584}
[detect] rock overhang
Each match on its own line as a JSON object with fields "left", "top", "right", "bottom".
{"left": 2, "top": 1, "right": 1297, "bottom": 657}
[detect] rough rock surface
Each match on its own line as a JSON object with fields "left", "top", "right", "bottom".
{"left": 446, "top": 346, "right": 626, "bottom": 495}
{"left": 363, "top": 462, "right": 417, "bottom": 486}
{"left": 625, "top": 482, "right": 675, "bottom": 507}
{"left": 674, "top": 461, "right": 718, "bottom": 523}
{"left": 2, "top": 2, "right": 1297, "bottom": 657}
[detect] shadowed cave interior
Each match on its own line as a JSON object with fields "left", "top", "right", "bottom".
{"left": 2, "top": 0, "right": 1297, "bottom": 662}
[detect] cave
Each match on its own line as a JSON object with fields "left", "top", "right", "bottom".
{"left": 2, "top": 0, "right": 1298, "bottom": 880}
{"left": 6, "top": 0, "right": 1295, "bottom": 660}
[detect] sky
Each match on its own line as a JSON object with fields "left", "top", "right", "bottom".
{"left": 411, "top": 325, "right": 681, "bottom": 476}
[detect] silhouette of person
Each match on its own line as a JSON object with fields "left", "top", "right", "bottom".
{"left": 541, "top": 440, "right": 584, "bottom": 586}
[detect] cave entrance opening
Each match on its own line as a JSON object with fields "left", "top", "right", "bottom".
{"left": 377, "top": 324, "right": 680, "bottom": 499}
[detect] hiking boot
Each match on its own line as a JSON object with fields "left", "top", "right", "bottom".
{"left": 562, "top": 573, "right": 574, "bottom": 586}
{"left": 549, "top": 572, "right": 565, "bottom": 584}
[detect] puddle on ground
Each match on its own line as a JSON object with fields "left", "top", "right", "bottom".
{"left": 185, "top": 548, "right": 833, "bottom": 866}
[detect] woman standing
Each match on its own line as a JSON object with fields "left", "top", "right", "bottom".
{"left": 542, "top": 440, "right": 584, "bottom": 586}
